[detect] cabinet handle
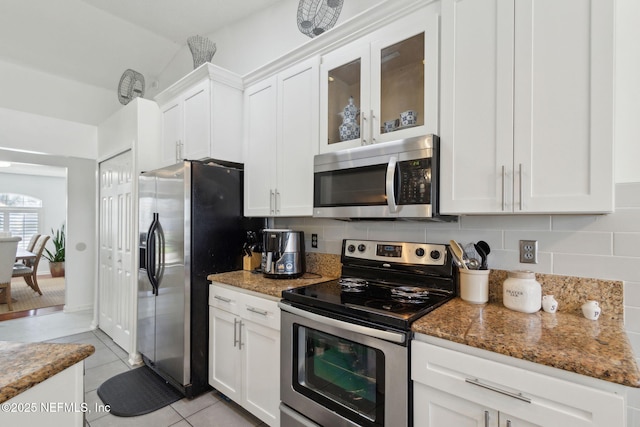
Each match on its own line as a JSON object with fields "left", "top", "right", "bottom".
{"left": 233, "top": 318, "right": 239, "bottom": 348}
{"left": 361, "top": 112, "right": 368, "bottom": 145}
{"left": 518, "top": 163, "right": 523, "bottom": 211}
{"left": 269, "top": 189, "right": 275, "bottom": 215}
{"left": 214, "top": 295, "right": 232, "bottom": 303}
{"left": 176, "top": 140, "right": 183, "bottom": 163}
{"left": 370, "top": 110, "right": 376, "bottom": 144}
{"left": 506, "top": 421, "right": 512, "bottom": 427}
{"left": 238, "top": 320, "right": 243, "bottom": 350}
{"left": 484, "top": 410, "right": 490, "bottom": 427}
{"left": 246, "top": 306, "right": 268, "bottom": 316}
{"left": 465, "top": 378, "right": 531, "bottom": 403}
{"left": 275, "top": 190, "right": 281, "bottom": 215}
{"left": 501, "top": 165, "right": 506, "bottom": 211}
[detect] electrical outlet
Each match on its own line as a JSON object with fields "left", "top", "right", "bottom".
{"left": 311, "top": 233, "right": 318, "bottom": 248}
{"left": 519, "top": 240, "right": 538, "bottom": 264}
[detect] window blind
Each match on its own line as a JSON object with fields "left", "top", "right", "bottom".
{"left": 0, "top": 194, "right": 42, "bottom": 250}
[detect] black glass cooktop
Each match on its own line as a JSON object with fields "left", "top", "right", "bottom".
{"left": 281, "top": 278, "right": 453, "bottom": 331}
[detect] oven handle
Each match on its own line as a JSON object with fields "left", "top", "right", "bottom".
{"left": 279, "top": 302, "right": 406, "bottom": 344}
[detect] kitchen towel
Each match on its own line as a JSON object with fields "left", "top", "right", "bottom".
{"left": 97, "top": 365, "right": 183, "bottom": 416}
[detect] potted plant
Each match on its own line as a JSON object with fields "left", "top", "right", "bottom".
{"left": 44, "top": 224, "right": 65, "bottom": 277}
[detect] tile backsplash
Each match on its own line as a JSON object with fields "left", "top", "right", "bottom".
{"left": 276, "top": 182, "right": 640, "bottom": 359}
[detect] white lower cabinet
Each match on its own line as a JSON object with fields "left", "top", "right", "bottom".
{"left": 412, "top": 340, "right": 625, "bottom": 427}
{"left": 0, "top": 362, "right": 85, "bottom": 427}
{"left": 208, "top": 284, "right": 280, "bottom": 426}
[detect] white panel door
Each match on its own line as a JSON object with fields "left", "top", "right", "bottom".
{"left": 513, "top": 0, "right": 614, "bottom": 213}
{"left": 440, "top": 0, "right": 514, "bottom": 214}
{"left": 277, "top": 58, "right": 319, "bottom": 216}
{"left": 209, "top": 307, "right": 242, "bottom": 402}
{"left": 182, "top": 80, "right": 211, "bottom": 161}
{"left": 242, "top": 319, "right": 280, "bottom": 426}
{"left": 244, "top": 78, "right": 278, "bottom": 216}
{"left": 161, "top": 100, "right": 182, "bottom": 166}
{"left": 98, "top": 150, "right": 134, "bottom": 352}
{"left": 414, "top": 383, "right": 498, "bottom": 427}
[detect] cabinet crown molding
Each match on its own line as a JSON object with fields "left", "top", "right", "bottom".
{"left": 242, "top": 0, "right": 434, "bottom": 86}
{"left": 154, "top": 62, "right": 243, "bottom": 106}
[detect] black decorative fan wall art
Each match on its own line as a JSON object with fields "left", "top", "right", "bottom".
{"left": 118, "top": 69, "right": 145, "bottom": 105}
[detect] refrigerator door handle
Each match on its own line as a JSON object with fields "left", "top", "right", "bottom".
{"left": 147, "top": 213, "right": 160, "bottom": 295}
{"left": 155, "top": 218, "right": 165, "bottom": 287}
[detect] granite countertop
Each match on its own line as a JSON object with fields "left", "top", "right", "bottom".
{"left": 208, "top": 259, "right": 640, "bottom": 389}
{"left": 412, "top": 298, "right": 640, "bottom": 388}
{"left": 0, "top": 341, "right": 95, "bottom": 403}
{"left": 207, "top": 270, "right": 336, "bottom": 299}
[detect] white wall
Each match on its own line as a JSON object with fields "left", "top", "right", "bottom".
{"left": 150, "top": 0, "right": 382, "bottom": 97}
{"left": 0, "top": 59, "right": 120, "bottom": 127}
{"left": 0, "top": 149, "right": 96, "bottom": 313}
{"left": 614, "top": 0, "right": 640, "bottom": 183}
{"left": 0, "top": 106, "right": 98, "bottom": 159}
{"left": 0, "top": 172, "right": 66, "bottom": 274}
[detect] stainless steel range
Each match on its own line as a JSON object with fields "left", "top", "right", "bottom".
{"left": 279, "top": 239, "right": 457, "bottom": 427}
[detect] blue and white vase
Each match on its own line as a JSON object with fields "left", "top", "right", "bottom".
{"left": 338, "top": 96, "right": 360, "bottom": 141}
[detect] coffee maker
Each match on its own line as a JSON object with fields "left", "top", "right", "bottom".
{"left": 262, "top": 229, "right": 305, "bottom": 279}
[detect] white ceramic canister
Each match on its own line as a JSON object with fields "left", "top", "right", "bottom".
{"left": 459, "top": 268, "right": 490, "bottom": 304}
{"left": 503, "top": 270, "right": 542, "bottom": 313}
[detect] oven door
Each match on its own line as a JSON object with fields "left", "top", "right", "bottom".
{"left": 280, "top": 302, "right": 408, "bottom": 427}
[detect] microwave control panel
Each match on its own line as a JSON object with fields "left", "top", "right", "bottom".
{"left": 397, "top": 158, "right": 432, "bottom": 204}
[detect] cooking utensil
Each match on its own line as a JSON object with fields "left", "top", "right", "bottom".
{"left": 449, "top": 240, "right": 468, "bottom": 270}
{"left": 467, "top": 258, "right": 480, "bottom": 270}
{"left": 475, "top": 240, "right": 491, "bottom": 270}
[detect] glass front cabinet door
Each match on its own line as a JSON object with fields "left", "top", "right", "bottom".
{"left": 320, "top": 3, "right": 440, "bottom": 153}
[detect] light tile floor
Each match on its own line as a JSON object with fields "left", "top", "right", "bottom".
{"left": 1, "top": 311, "right": 265, "bottom": 427}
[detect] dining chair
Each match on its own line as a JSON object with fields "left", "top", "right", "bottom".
{"left": 1, "top": 236, "right": 22, "bottom": 311}
{"left": 12, "top": 235, "right": 50, "bottom": 296}
{"left": 26, "top": 234, "right": 40, "bottom": 252}
{"left": 15, "top": 233, "right": 40, "bottom": 268}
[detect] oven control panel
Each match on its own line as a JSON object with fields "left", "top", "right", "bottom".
{"left": 343, "top": 239, "right": 447, "bottom": 266}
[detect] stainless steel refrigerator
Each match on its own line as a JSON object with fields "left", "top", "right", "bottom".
{"left": 137, "top": 159, "right": 260, "bottom": 398}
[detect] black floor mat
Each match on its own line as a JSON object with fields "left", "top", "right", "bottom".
{"left": 97, "top": 365, "right": 184, "bottom": 417}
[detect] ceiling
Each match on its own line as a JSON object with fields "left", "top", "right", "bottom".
{"left": 0, "top": 0, "right": 285, "bottom": 92}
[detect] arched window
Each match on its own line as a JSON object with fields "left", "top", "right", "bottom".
{"left": 0, "top": 193, "right": 42, "bottom": 250}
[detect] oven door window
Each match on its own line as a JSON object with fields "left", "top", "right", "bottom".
{"left": 293, "top": 326, "right": 385, "bottom": 426}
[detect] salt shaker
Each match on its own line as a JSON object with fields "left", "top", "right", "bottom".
{"left": 542, "top": 295, "right": 558, "bottom": 313}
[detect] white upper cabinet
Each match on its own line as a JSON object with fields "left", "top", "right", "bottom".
{"left": 244, "top": 77, "right": 278, "bottom": 217}
{"left": 244, "top": 57, "right": 319, "bottom": 217}
{"left": 440, "top": 0, "right": 614, "bottom": 214}
{"left": 155, "top": 63, "right": 244, "bottom": 167}
{"left": 319, "top": 2, "right": 440, "bottom": 153}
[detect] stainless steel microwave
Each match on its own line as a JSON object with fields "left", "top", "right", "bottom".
{"left": 313, "top": 135, "right": 453, "bottom": 220}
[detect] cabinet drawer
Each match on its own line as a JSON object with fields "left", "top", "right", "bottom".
{"left": 412, "top": 341, "right": 624, "bottom": 426}
{"left": 209, "top": 284, "right": 241, "bottom": 315}
{"left": 239, "top": 293, "right": 280, "bottom": 331}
